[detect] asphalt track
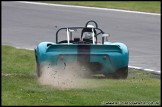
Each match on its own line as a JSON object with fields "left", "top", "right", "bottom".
{"left": 2, "top": 1, "right": 161, "bottom": 73}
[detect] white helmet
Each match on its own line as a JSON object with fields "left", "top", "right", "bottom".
{"left": 87, "top": 25, "right": 95, "bottom": 28}
{"left": 83, "top": 32, "right": 93, "bottom": 39}
{"left": 83, "top": 24, "right": 95, "bottom": 39}
{"left": 83, "top": 25, "right": 96, "bottom": 43}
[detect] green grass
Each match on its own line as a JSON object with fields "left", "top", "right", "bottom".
{"left": 39, "top": 1, "right": 160, "bottom": 13}
{"left": 2, "top": 45, "right": 161, "bottom": 106}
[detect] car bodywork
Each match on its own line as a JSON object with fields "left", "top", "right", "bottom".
{"left": 35, "top": 20, "right": 129, "bottom": 79}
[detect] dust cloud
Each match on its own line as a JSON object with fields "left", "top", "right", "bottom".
{"left": 38, "top": 62, "right": 95, "bottom": 90}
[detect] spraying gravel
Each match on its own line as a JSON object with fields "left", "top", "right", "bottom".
{"left": 38, "top": 62, "right": 95, "bottom": 89}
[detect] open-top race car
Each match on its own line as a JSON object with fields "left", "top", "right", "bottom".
{"left": 35, "top": 20, "right": 129, "bottom": 79}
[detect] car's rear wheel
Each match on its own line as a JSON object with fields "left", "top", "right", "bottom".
{"left": 35, "top": 50, "right": 42, "bottom": 77}
{"left": 36, "top": 63, "right": 42, "bottom": 77}
{"left": 105, "top": 67, "right": 128, "bottom": 79}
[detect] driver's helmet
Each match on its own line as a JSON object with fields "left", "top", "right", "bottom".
{"left": 83, "top": 32, "right": 93, "bottom": 39}
{"left": 82, "top": 25, "right": 95, "bottom": 40}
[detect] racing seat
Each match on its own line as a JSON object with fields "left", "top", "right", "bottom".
{"left": 74, "top": 38, "right": 80, "bottom": 42}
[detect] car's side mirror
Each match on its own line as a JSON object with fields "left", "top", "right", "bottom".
{"left": 102, "top": 33, "right": 110, "bottom": 44}
{"left": 68, "top": 29, "right": 76, "bottom": 41}
{"left": 69, "top": 29, "right": 76, "bottom": 32}
{"left": 102, "top": 34, "right": 110, "bottom": 37}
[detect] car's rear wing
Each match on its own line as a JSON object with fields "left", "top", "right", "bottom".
{"left": 46, "top": 44, "right": 122, "bottom": 54}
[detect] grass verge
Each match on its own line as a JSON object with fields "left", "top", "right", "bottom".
{"left": 2, "top": 45, "right": 160, "bottom": 105}
{"left": 39, "top": 1, "right": 160, "bottom": 13}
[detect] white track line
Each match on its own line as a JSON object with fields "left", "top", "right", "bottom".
{"left": 15, "top": 47, "right": 34, "bottom": 50}
{"left": 128, "top": 66, "right": 160, "bottom": 75}
{"left": 16, "top": 1, "right": 160, "bottom": 16}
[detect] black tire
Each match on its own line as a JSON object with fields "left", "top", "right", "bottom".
{"left": 105, "top": 67, "right": 128, "bottom": 79}
{"left": 36, "top": 63, "right": 42, "bottom": 77}
{"left": 35, "top": 49, "right": 42, "bottom": 77}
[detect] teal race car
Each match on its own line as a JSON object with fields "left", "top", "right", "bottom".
{"left": 35, "top": 20, "right": 129, "bottom": 79}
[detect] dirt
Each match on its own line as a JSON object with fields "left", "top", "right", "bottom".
{"left": 38, "top": 62, "right": 94, "bottom": 90}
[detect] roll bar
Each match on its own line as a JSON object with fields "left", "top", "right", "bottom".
{"left": 55, "top": 20, "right": 107, "bottom": 44}
{"left": 85, "top": 20, "right": 98, "bottom": 28}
